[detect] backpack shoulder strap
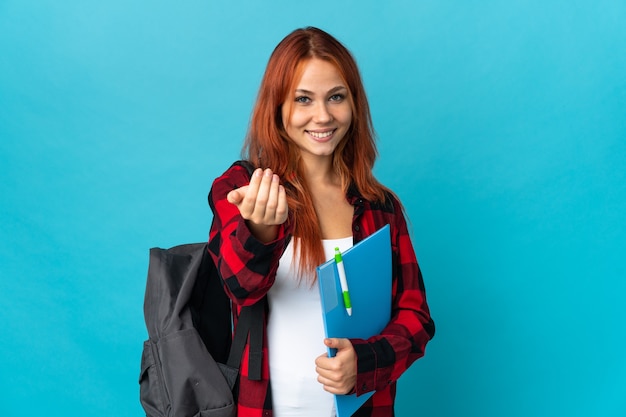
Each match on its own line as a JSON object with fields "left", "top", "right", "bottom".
{"left": 226, "top": 301, "right": 265, "bottom": 381}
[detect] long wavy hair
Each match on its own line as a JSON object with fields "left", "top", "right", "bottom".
{"left": 243, "top": 26, "right": 391, "bottom": 275}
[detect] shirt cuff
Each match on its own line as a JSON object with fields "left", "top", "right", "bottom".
{"left": 351, "top": 339, "right": 377, "bottom": 395}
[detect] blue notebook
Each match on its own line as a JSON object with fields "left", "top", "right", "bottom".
{"left": 316, "top": 224, "right": 392, "bottom": 417}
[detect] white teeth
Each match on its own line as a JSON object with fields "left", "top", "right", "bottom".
{"left": 308, "top": 130, "right": 334, "bottom": 139}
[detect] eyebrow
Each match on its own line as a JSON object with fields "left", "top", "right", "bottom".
{"left": 295, "top": 86, "right": 348, "bottom": 95}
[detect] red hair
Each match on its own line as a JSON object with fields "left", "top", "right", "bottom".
{"left": 243, "top": 27, "right": 390, "bottom": 275}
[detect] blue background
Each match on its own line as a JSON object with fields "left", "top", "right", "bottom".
{"left": 1, "top": 1, "right": 625, "bottom": 416}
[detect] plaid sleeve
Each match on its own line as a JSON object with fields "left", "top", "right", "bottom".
{"left": 350, "top": 197, "right": 435, "bottom": 395}
{"left": 207, "top": 163, "right": 289, "bottom": 306}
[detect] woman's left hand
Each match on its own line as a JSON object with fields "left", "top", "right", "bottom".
{"left": 315, "top": 338, "right": 357, "bottom": 395}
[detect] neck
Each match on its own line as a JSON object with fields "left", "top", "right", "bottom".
{"left": 299, "top": 154, "right": 337, "bottom": 185}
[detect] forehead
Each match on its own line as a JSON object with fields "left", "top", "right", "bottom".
{"left": 293, "top": 58, "right": 346, "bottom": 91}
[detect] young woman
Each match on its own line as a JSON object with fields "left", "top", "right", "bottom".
{"left": 208, "top": 26, "right": 434, "bottom": 417}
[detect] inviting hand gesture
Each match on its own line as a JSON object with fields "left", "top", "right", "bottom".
{"left": 227, "top": 168, "right": 288, "bottom": 242}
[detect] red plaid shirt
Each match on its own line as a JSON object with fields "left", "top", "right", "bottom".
{"left": 208, "top": 163, "right": 435, "bottom": 417}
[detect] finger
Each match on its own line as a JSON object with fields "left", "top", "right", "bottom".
{"left": 322, "top": 385, "right": 344, "bottom": 395}
{"left": 315, "top": 356, "right": 341, "bottom": 376}
{"left": 275, "top": 185, "right": 288, "bottom": 223}
{"left": 325, "top": 338, "right": 351, "bottom": 351}
{"left": 315, "top": 365, "right": 339, "bottom": 383}
{"left": 315, "top": 352, "right": 331, "bottom": 370}
{"left": 316, "top": 364, "right": 342, "bottom": 380}
{"left": 319, "top": 380, "right": 346, "bottom": 394}
{"left": 239, "top": 169, "right": 263, "bottom": 217}
{"left": 250, "top": 169, "right": 275, "bottom": 220}
{"left": 317, "top": 374, "right": 352, "bottom": 395}
{"left": 227, "top": 190, "right": 240, "bottom": 204}
{"left": 316, "top": 372, "right": 340, "bottom": 385}
{"left": 322, "top": 383, "right": 352, "bottom": 395}
{"left": 227, "top": 187, "right": 247, "bottom": 205}
{"left": 263, "top": 174, "right": 280, "bottom": 221}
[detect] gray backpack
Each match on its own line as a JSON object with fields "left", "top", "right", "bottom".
{"left": 139, "top": 242, "right": 264, "bottom": 417}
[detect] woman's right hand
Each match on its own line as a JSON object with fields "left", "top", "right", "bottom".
{"left": 227, "top": 168, "right": 288, "bottom": 242}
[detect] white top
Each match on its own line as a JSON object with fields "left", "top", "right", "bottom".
{"left": 267, "top": 236, "right": 353, "bottom": 417}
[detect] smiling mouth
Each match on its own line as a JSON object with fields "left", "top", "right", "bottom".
{"left": 307, "top": 129, "right": 335, "bottom": 139}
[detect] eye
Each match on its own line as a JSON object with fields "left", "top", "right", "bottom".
{"left": 295, "top": 96, "right": 311, "bottom": 104}
{"left": 329, "top": 94, "right": 345, "bottom": 102}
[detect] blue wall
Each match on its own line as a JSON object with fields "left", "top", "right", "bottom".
{"left": 1, "top": 1, "right": 625, "bottom": 416}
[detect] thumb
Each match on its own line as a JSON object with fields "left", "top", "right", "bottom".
{"left": 227, "top": 189, "right": 242, "bottom": 204}
{"left": 325, "top": 338, "right": 352, "bottom": 351}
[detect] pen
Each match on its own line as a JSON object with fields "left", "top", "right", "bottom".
{"left": 334, "top": 247, "right": 352, "bottom": 316}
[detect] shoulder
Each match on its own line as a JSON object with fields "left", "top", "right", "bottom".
{"left": 368, "top": 189, "right": 410, "bottom": 239}
{"left": 370, "top": 190, "right": 400, "bottom": 214}
{"left": 213, "top": 160, "right": 257, "bottom": 187}
{"left": 209, "top": 160, "right": 257, "bottom": 205}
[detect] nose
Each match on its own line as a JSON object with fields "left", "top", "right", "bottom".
{"left": 313, "top": 102, "right": 333, "bottom": 124}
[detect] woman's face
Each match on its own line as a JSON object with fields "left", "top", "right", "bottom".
{"left": 281, "top": 58, "right": 353, "bottom": 163}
